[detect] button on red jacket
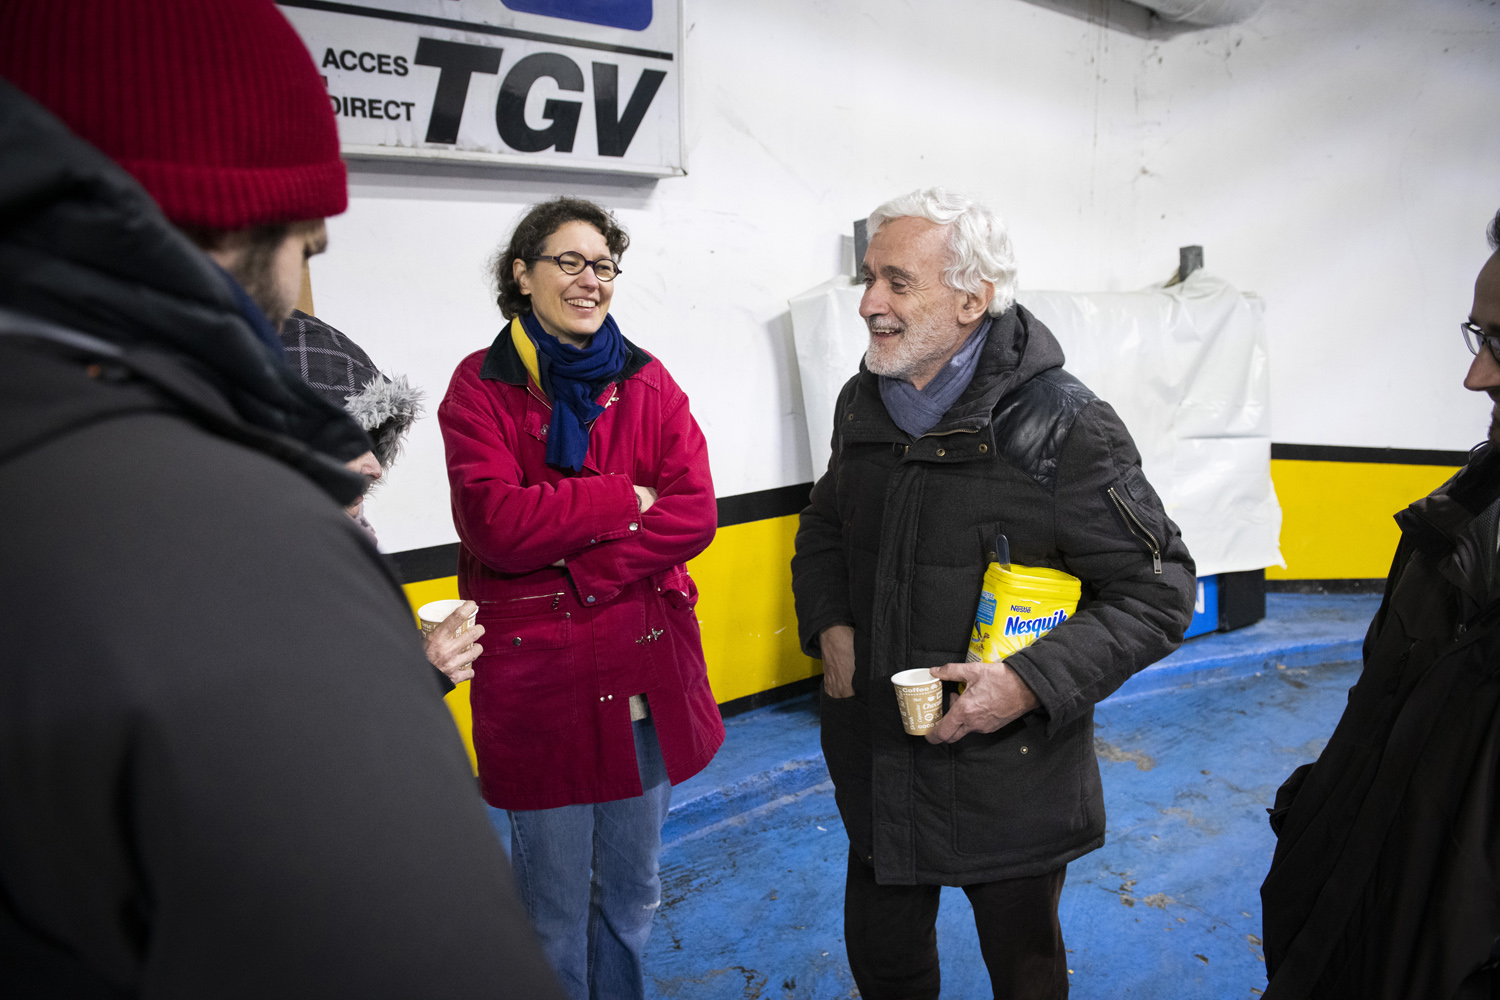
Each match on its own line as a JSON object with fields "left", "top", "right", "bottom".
{"left": 438, "top": 320, "right": 724, "bottom": 810}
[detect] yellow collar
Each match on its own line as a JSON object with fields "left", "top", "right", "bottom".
{"left": 510, "top": 316, "right": 541, "bottom": 388}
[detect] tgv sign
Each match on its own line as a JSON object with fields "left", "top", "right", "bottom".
{"left": 278, "top": 0, "right": 684, "bottom": 177}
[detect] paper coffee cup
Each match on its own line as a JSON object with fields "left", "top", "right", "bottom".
{"left": 891, "top": 668, "right": 944, "bottom": 736}
{"left": 418, "top": 599, "right": 476, "bottom": 637}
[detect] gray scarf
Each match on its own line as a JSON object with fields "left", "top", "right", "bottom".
{"left": 878, "top": 316, "right": 992, "bottom": 438}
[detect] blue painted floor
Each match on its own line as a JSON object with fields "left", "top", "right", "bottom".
{"left": 1105, "top": 593, "right": 1379, "bottom": 701}
{"left": 646, "top": 657, "right": 1365, "bottom": 999}
{"left": 488, "top": 594, "right": 1385, "bottom": 998}
{"left": 643, "top": 594, "right": 1381, "bottom": 998}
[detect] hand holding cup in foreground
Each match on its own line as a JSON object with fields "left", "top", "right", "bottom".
{"left": 422, "top": 600, "right": 484, "bottom": 684}
{"left": 923, "top": 660, "right": 1039, "bottom": 744}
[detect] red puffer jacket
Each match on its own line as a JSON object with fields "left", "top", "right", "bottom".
{"left": 438, "top": 320, "right": 723, "bottom": 810}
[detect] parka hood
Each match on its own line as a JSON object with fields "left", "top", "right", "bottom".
{"left": 0, "top": 80, "right": 368, "bottom": 501}
{"left": 1397, "top": 443, "right": 1500, "bottom": 611}
{"left": 848, "top": 303, "right": 1068, "bottom": 441}
{"left": 932, "top": 303, "right": 1067, "bottom": 435}
{"left": 852, "top": 301, "right": 1074, "bottom": 434}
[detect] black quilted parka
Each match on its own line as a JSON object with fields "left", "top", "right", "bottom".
{"left": 792, "top": 303, "right": 1196, "bottom": 885}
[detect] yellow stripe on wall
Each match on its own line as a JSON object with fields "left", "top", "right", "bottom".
{"left": 1268, "top": 458, "right": 1459, "bottom": 580}
{"left": 400, "top": 458, "right": 1462, "bottom": 761}
{"left": 398, "top": 574, "right": 475, "bottom": 772}
{"left": 685, "top": 514, "right": 822, "bottom": 703}
{"left": 400, "top": 515, "right": 821, "bottom": 772}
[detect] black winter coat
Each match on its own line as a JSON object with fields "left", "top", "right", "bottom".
{"left": 792, "top": 304, "right": 1196, "bottom": 885}
{"left": 0, "top": 82, "right": 565, "bottom": 998}
{"left": 1262, "top": 445, "right": 1500, "bottom": 1000}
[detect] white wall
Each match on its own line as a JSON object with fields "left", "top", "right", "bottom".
{"left": 310, "top": 0, "right": 1500, "bottom": 554}
{"left": 1127, "top": 0, "right": 1500, "bottom": 453}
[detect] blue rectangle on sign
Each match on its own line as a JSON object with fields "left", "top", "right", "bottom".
{"left": 1184, "top": 575, "right": 1219, "bottom": 639}
{"left": 501, "top": 0, "right": 652, "bottom": 31}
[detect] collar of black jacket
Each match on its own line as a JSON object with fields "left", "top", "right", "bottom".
{"left": 478, "top": 319, "right": 653, "bottom": 393}
{"left": 0, "top": 81, "right": 372, "bottom": 504}
{"left": 839, "top": 303, "right": 1066, "bottom": 462}
{"left": 1398, "top": 443, "right": 1500, "bottom": 607}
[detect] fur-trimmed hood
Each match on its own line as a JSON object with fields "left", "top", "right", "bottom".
{"left": 344, "top": 370, "right": 423, "bottom": 469}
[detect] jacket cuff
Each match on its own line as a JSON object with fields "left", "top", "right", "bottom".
{"left": 559, "top": 475, "right": 640, "bottom": 605}
{"left": 1002, "top": 650, "right": 1071, "bottom": 738}
{"left": 563, "top": 541, "right": 626, "bottom": 606}
{"left": 590, "top": 473, "right": 644, "bottom": 543}
{"left": 799, "top": 616, "right": 854, "bottom": 659}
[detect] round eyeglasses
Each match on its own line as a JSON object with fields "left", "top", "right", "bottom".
{"left": 533, "top": 252, "right": 621, "bottom": 282}
{"left": 1462, "top": 320, "right": 1500, "bottom": 363}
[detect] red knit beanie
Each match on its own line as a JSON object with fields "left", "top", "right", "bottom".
{"left": 0, "top": 0, "right": 347, "bottom": 229}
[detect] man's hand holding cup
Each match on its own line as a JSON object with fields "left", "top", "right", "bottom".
{"left": 924, "top": 660, "right": 1039, "bottom": 744}
{"left": 420, "top": 599, "right": 484, "bottom": 684}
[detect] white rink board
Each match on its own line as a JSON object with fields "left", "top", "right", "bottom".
{"left": 789, "top": 272, "right": 1284, "bottom": 578}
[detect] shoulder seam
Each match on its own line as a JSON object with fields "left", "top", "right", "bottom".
{"left": 990, "top": 370, "right": 1096, "bottom": 492}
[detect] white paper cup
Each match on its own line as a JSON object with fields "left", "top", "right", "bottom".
{"left": 418, "top": 599, "right": 476, "bottom": 637}
{"left": 891, "top": 668, "right": 944, "bottom": 736}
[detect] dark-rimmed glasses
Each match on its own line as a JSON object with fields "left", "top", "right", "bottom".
{"left": 532, "top": 252, "right": 621, "bottom": 281}
{"left": 1462, "top": 320, "right": 1500, "bottom": 363}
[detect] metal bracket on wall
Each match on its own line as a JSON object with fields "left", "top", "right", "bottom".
{"left": 1166, "top": 244, "right": 1204, "bottom": 287}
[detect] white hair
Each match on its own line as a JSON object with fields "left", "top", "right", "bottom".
{"left": 866, "top": 188, "right": 1017, "bottom": 316}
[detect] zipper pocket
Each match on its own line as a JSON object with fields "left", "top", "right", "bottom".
{"left": 525, "top": 381, "right": 550, "bottom": 409}
{"left": 1107, "top": 487, "right": 1162, "bottom": 575}
{"left": 482, "top": 591, "right": 564, "bottom": 611}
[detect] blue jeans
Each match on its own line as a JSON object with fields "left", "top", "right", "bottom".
{"left": 508, "top": 718, "right": 672, "bottom": 1000}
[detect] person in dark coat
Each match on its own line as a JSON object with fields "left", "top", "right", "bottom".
{"left": 791, "top": 187, "right": 1196, "bottom": 1000}
{"left": 279, "top": 309, "right": 425, "bottom": 536}
{"left": 1260, "top": 211, "right": 1500, "bottom": 1000}
{"left": 0, "top": 2, "right": 564, "bottom": 997}
{"left": 279, "top": 309, "right": 484, "bottom": 685}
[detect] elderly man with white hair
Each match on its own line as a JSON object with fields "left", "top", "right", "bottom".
{"left": 792, "top": 189, "right": 1196, "bottom": 998}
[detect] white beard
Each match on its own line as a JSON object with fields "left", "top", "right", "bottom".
{"left": 864, "top": 315, "right": 965, "bottom": 384}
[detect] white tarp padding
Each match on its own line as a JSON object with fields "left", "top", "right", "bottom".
{"left": 787, "top": 270, "right": 1284, "bottom": 578}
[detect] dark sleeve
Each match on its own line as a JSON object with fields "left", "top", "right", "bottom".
{"left": 0, "top": 414, "right": 566, "bottom": 1000}
{"left": 1362, "top": 537, "right": 1410, "bottom": 663}
{"left": 791, "top": 382, "right": 856, "bottom": 658}
{"left": 1003, "top": 399, "right": 1197, "bottom": 735}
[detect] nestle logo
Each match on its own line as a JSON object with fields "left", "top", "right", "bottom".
{"left": 1010, "top": 604, "right": 1030, "bottom": 612}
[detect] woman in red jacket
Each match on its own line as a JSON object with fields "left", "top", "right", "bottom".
{"left": 438, "top": 197, "right": 723, "bottom": 1000}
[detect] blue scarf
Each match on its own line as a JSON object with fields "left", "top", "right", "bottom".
{"left": 879, "top": 316, "right": 992, "bottom": 437}
{"left": 523, "top": 310, "right": 629, "bottom": 472}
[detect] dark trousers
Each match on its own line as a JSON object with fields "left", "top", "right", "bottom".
{"left": 843, "top": 850, "right": 1069, "bottom": 1000}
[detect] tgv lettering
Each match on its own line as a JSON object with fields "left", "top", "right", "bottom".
{"left": 1003, "top": 609, "right": 1069, "bottom": 638}
{"left": 412, "top": 37, "right": 665, "bottom": 157}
